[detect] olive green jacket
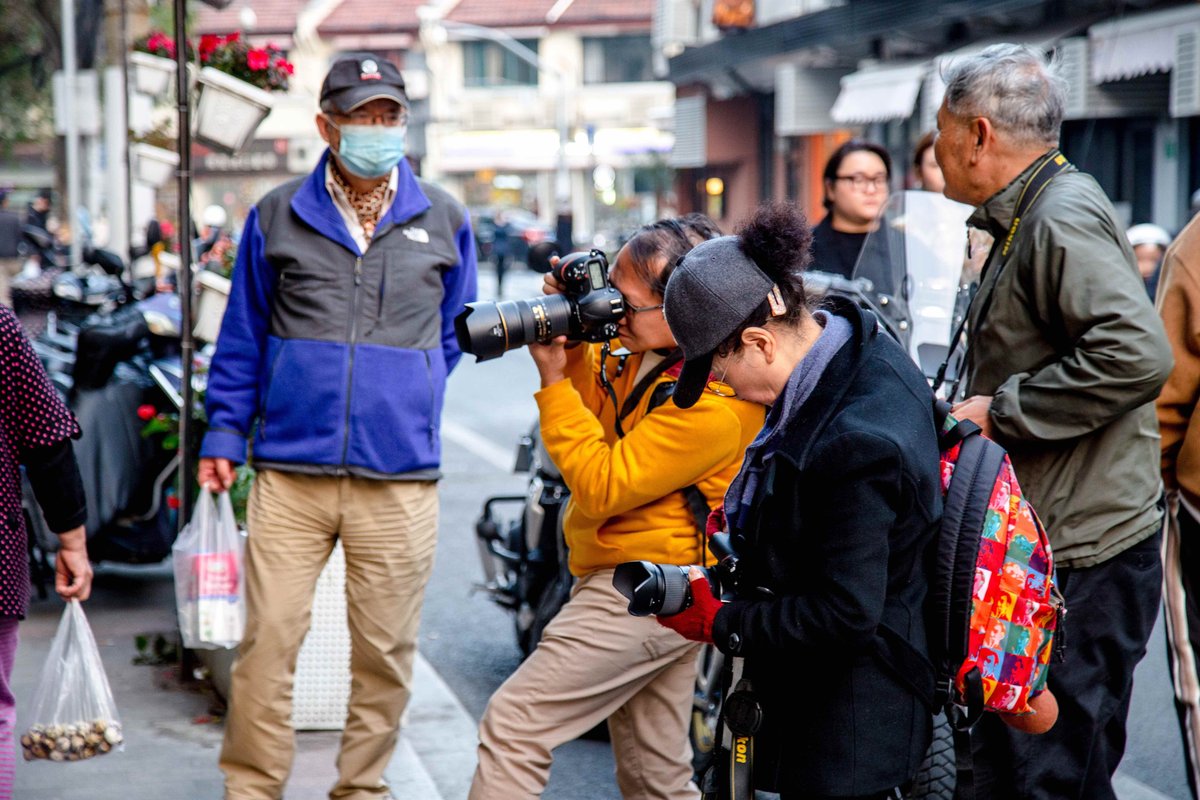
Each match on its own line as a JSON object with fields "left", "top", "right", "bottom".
{"left": 964, "top": 152, "right": 1172, "bottom": 568}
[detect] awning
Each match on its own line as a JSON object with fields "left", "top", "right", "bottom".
{"left": 830, "top": 63, "right": 928, "bottom": 125}
{"left": 1090, "top": 5, "right": 1200, "bottom": 83}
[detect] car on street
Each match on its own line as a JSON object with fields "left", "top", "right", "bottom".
{"left": 471, "top": 208, "right": 551, "bottom": 266}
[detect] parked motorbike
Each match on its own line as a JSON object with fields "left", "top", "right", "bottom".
{"left": 24, "top": 251, "right": 192, "bottom": 592}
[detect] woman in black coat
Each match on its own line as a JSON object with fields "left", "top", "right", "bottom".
{"left": 657, "top": 202, "right": 942, "bottom": 799}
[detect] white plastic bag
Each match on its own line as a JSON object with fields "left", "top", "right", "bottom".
{"left": 22, "top": 600, "right": 123, "bottom": 762}
{"left": 173, "top": 489, "right": 245, "bottom": 649}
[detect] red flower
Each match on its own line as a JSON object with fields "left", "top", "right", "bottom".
{"left": 198, "top": 34, "right": 221, "bottom": 61}
{"left": 275, "top": 58, "right": 295, "bottom": 76}
{"left": 247, "top": 48, "right": 270, "bottom": 71}
{"left": 136, "top": 404, "right": 157, "bottom": 421}
{"left": 146, "top": 32, "right": 176, "bottom": 58}
{"left": 225, "top": 31, "right": 240, "bottom": 43}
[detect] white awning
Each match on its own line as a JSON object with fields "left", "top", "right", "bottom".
{"left": 1090, "top": 5, "right": 1200, "bottom": 83}
{"left": 830, "top": 63, "right": 928, "bottom": 125}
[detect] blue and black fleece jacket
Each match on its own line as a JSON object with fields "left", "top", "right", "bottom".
{"left": 199, "top": 151, "right": 478, "bottom": 480}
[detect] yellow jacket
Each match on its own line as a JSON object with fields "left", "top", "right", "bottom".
{"left": 535, "top": 343, "right": 765, "bottom": 577}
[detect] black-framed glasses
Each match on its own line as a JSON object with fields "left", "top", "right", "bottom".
{"left": 625, "top": 301, "right": 665, "bottom": 314}
{"left": 332, "top": 109, "right": 409, "bottom": 127}
{"left": 834, "top": 173, "right": 888, "bottom": 191}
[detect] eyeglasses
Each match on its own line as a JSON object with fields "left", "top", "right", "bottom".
{"left": 706, "top": 361, "right": 735, "bottom": 397}
{"left": 624, "top": 300, "right": 664, "bottom": 315}
{"left": 834, "top": 173, "right": 889, "bottom": 192}
{"left": 332, "top": 110, "right": 408, "bottom": 127}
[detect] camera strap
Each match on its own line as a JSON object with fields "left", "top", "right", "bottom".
{"left": 932, "top": 150, "right": 1070, "bottom": 398}
{"left": 600, "top": 344, "right": 683, "bottom": 439}
{"left": 720, "top": 656, "right": 759, "bottom": 800}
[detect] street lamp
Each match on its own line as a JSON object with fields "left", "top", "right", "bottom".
{"left": 417, "top": 9, "right": 571, "bottom": 208}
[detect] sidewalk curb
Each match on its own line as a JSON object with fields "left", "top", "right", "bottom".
{"left": 393, "top": 653, "right": 481, "bottom": 800}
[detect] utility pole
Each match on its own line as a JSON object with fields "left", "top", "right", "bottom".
{"left": 61, "top": 0, "right": 82, "bottom": 270}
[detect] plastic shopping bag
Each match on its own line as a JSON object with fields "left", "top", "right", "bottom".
{"left": 22, "top": 599, "right": 123, "bottom": 762}
{"left": 173, "top": 489, "right": 245, "bottom": 649}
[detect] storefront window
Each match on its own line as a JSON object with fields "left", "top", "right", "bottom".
{"left": 582, "top": 36, "right": 653, "bottom": 84}
{"left": 463, "top": 40, "right": 539, "bottom": 88}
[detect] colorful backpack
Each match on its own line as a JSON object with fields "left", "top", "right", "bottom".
{"left": 930, "top": 400, "right": 1065, "bottom": 723}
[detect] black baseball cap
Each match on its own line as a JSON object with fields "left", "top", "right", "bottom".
{"left": 664, "top": 236, "right": 776, "bottom": 409}
{"left": 320, "top": 53, "right": 407, "bottom": 114}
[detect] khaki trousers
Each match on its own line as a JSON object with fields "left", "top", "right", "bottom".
{"left": 470, "top": 569, "right": 701, "bottom": 800}
{"left": 220, "top": 470, "right": 439, "bottom": 800}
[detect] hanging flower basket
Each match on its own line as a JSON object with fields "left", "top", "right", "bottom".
{"left": 131, "top": 31, "right": 293, "bottom": 155}
{"left": 129, "top": 51, "right": 176, "bottom": 97}
{"left": 192, "top": 66, "right": 275, "bottom": 154}
{"left": 130, "top": 143, "right": 180, "bottom": 188}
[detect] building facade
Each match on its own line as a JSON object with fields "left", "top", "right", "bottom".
{"left": 660, "top": 0, "right": 1200, "bottom": 233}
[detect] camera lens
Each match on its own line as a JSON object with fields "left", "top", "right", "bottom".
{"left": 612, "top": 561, "right": 693, "bottom": 617}
{"left": 454, "top": 295, "right": 575, "bottom": 362}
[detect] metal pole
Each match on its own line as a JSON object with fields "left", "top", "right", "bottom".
{"left": 61, "top": 0, "right": 82, "bottom": 270}
{"left": 120, "top": 0, "right": 133, "bottom": 266}
{"left": 555, "top": 78, "right": 570, "bottom": 208}
{"left": 174, "top": 0, "right": 196, "bottom": 529}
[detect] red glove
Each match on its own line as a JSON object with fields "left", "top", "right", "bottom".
{"left": 706, "top": 508, "right": 726, "bottom": 537}
{"left": 656, "top": 570, "right": 722, "bottom": 644}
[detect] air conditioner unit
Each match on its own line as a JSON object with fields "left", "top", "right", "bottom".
{"left": 775, "top": 65, "right": 844, "bottom": 136}
{"left": 1058, "top": 37, "right": 1089, "bottom": 121}
{"left": 655, "top": 0, "right": 700, "bottom": 51}
{"left": 1172, "top": 25, "right": 1200, "bottom": 118}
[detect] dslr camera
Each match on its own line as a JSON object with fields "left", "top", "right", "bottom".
{"left": 613, "top": 532, "right": 740, "bottom": 617}
{"left": 454, "top": 249, "right": 625, "bottom": 362}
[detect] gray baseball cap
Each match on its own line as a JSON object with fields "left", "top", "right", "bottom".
{"left": 664, "top": 236, "right": 775, "bottom": 409}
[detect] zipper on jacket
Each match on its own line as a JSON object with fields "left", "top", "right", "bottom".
{"left": 424, "top": 350, "right": 436, "bottom": 448}
{"left": 341, "top": 256, "right": 364, "bottom": 466}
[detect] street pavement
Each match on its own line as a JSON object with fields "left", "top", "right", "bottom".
{"left": 8, "top": 265, "right": 1193, "bottom": 799}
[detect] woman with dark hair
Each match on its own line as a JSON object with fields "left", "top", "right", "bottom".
{"left": 469, "top": 215, "right": 765, "bottom": 800}
{"left": 658, "top": 201, "right": 941, "bottom": 799}
{"left": 811, "top": 140, "right": 892, "bottom": 278}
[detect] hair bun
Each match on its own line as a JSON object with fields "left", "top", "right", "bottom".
{"left": 736, "top": 201, "right": 813, "bottom": 279}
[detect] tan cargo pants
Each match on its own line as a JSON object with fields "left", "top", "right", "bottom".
{"left": 220, "top": 470, "right": 438, "bottom": 800}
{"left": 469, "top": 569, "right": 701, "bottom": 800}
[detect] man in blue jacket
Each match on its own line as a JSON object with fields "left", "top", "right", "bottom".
{"left": 198, "top": 52, "right": 476, "bottom": 800}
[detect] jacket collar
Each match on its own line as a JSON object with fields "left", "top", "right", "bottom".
{"left": 771, "top": 296, "right": 877, "bottom": 466}
{"left": 966, "top": 148, "right": 1063, "bottom": 239}
{"left": 291, "top": 150, "right": 433, "bottom": 254}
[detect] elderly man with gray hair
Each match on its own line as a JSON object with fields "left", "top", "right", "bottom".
{"left": 935, "top": 44, "right": 1172, "bottom": 799}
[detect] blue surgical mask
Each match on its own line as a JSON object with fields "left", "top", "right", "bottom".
{"left": 333, "top": 123, "right": 406, "bottom": 178}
